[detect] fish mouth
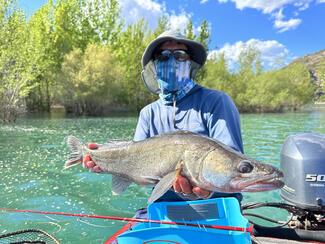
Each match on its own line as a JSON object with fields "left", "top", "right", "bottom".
{"left": 231, "top": 171, "right": 284, "bottom": 192}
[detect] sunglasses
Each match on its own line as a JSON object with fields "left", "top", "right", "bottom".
{"left": 156, "top": 49, "right": 190, "bottom": 62}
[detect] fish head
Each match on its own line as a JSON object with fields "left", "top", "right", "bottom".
{"left": 200, "top": 149, "right": 284, "bottom": 192}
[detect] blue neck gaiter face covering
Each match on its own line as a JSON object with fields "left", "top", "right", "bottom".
{"left": 154, "top": 56, "right": 196, "bottom": 104}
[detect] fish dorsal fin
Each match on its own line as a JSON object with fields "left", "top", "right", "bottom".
{"left": 148, "top": 170, "right": 177, "bottom": 203}
{"left": 112, "top": 175, "right": 132, "bottom": 195}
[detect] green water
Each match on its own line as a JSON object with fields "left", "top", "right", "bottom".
{"left": 1, "top": 110, "right": 325, "bottom": 243}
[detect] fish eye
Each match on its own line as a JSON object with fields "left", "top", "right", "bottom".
{"left": 237, "top": 160, "right": 254, "bottom": 174}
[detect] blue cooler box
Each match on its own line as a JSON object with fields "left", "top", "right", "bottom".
{"left": 117, "top": 197, "right": 252, "bottom": 244}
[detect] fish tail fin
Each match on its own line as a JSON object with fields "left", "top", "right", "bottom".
{"left": 65, "top": 136, "right": 84, "bottom": 169}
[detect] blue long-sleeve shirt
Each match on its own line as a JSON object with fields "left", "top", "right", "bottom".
{"left": 134, "top": 85, "right": 243, "bottom": 152}
{"left": 134, "top": 85, "right": 244, "bottom": 202}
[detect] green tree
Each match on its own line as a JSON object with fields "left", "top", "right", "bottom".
{"left": 58, "top": 44, "right": 124, "bottom": 115}
{"left": 201, "top": 53, "right": 234, "bottom": 96}
{"left": 0, "top": 0, "right": 34, "bottom": 122}
{"left": 196, "top": 20, "right": 210, "bottom": 49}
{"left": 313, "top": 60, "right": 325, "bottom": 102}
{"left": 114, "top": 19, "right": 155, "bottom": 111}
{"left": 194, "top": 20, "right": 211, "bottom": 83}
{"left": 233, "top": 48, "right": 262, "bottom": 111}
{"left": 185, "top": 20, "right": 195, "bottom": 40}
{"left": 25, "top": 1, "right": 58, "bottom": 112}
{"left": 24, "top": 0, "right": 123, "bottom": 113}
{"left": 278, "top": 63, "right": 314, "bottom": 110}
{"left": 98, "top": 0, "right": 123, "bottom": 45}
{"left": 152, "top": 15, "right": 169, "bottom": 37}
{"left": 235, "top": 56, "right": 313, "bottom": 112}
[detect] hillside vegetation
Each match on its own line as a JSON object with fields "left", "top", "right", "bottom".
{"left": 292, "top": 50, "right": 325, "bottom": 102}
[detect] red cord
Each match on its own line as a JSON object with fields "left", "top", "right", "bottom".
{"left": 0, "top": 207, "right": 253, "bottom": 234}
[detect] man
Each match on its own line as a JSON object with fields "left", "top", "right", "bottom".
{"left": 84, "top": 30, "right": 243, "bottom": 202}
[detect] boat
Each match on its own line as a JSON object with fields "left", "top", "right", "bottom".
{"left": 104, "top": 197, "right": 325, "bottom": 244}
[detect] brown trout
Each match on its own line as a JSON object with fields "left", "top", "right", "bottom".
{"left": 65, "top": 131, "right": 283, "bottom": 202}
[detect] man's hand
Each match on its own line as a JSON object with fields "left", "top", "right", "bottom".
{"left": 173, "top": 175, "right": 211, "bottom": 198}
{"left": 82, "top": 143, "right": 103, "bottom": 173}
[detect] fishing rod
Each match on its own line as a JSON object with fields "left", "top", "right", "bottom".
{"left": 0, "top": 208, "right": 254, "bottom": 234}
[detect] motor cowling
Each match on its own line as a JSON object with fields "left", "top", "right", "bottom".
{"left": 280, "top": 132, "right": 325, "bottom": 211}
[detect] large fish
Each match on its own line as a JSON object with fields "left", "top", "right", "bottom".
{"left": 65, "top": 131, "right": 284, "bottom": 203}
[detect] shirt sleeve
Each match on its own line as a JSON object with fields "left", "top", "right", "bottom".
{"left": 206, "top": 92, "right": 244, "bottom": 153}
{"left": 133, "top": 107, "right": 150, "bottom": 142}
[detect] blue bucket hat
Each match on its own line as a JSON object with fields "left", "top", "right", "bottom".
{"left": 141, "top": 30, "right": 207, "bottom": 68}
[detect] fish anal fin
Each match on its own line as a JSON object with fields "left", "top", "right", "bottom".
{"left": 148, "top": 170, "right": 177, "bottom": 203}
{"left": 112, "top": 175, "right": 132, "bottom": 195}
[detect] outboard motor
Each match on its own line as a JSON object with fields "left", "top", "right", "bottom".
{"left": 280, "top": 132, "right": 325, "bottom": 230}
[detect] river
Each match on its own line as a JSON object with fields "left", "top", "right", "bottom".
{"left": 0, "top": 109, "right": 325, "bottom": 243}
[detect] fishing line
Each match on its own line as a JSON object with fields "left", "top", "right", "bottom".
{"left": 244, "top": 212, "right": 293, "bottom": 227}
{"left": 242, "top": 202, "right": 298, "bottom": 227}
{"left": 77, "top": 218, "right": 114, "bottom": 228}
{"left": 0, "top": 208, "right": 254, "bottom": 234}
{"left": 14, "top": 212, "right": 63, "bottom": 234}
{"left": 37, "top": 221, "right": 62, "bottom": 234}
{"left": 42, "top": 214, "right": 63, "bottom": 234}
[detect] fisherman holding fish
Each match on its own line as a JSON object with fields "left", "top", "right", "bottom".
{"left": 82, "top": 30, "right": 246, "bottom": 202}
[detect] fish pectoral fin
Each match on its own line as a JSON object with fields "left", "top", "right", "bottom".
{"left": 148, "top": 170, "right": 177, "bottom": 203}
{"left": 112, "top": 175, "right": 132, "bottom": 195}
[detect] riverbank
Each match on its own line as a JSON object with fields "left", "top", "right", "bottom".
{"left": 48, "top": 103, "right": 325, "bottom": 117}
